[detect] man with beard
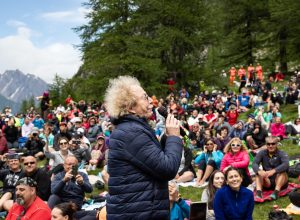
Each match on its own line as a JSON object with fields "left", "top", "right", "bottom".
{"left": 6, "top": 177, "right": 51, "bottom": 220}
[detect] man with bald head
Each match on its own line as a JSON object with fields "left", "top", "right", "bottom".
{"left": 48, "top": 155, "right": 93, "bottom": 210}
{"left": 22, "top": 156, "right": 51, "bottom": 201}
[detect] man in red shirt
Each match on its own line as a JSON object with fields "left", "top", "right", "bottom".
{"left": 6, "top": 177, "right": 51, "bottom": 220}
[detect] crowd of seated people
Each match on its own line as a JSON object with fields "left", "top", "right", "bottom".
{"left": 0, "top": 68, "right": 298, "bottom": 219}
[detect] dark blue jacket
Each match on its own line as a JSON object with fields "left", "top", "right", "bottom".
{"left": 213, "top": 185, "right": 254, "bottom": 220}
{"left": 106, "top": 115, "right": 183, "bottom": 220}
{"left": 51, "top": 171, "right": 93, "bottom": 208}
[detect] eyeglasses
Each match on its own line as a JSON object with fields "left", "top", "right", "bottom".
{"left": 59, "top": 142, "right": 68, "bottom": 145}
{"left": 266, "top": 142, "right": 277, "bottom": 146}
{"left": 24, "top": 161, "right": 35, "bottom": 166}
{"left": 231, "top": 144, "right": 241, "bottom": 148}
{"left": 143, "top": 93, "right": 150, "bottom": 101}
{"left": 206, "top": 143, "right": 214, "bottom": 146}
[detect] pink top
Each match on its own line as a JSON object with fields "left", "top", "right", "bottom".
{"left": 270, "top": 123, "right": 286, "bottom": 138}
{"left": 220, "top": 150, "right": 250, "bottom": 176}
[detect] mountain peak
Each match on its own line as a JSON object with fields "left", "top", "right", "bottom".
{"left": 0, "top": 70, "right": 49, "bottom": 103}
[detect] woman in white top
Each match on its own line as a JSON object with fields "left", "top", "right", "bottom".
{"left": 201, "top": 170, "right": 225, "bottom": 220}
{"left": 44, "top": 136, "right": 73, "bottom": 170}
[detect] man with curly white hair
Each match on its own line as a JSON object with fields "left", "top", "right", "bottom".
{"left": 105, "top": 75, "right": 183, "bottom": 220}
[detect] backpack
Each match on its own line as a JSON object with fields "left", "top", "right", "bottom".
{"left": 269, "top": 210, "right": 292, "bottom": 220}
{"left": 288, "top": 162, "right": 300, "bottom": 178}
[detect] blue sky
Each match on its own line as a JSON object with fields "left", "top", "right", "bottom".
{"left": 0, "top": 0, "right": 89, "bottom": 82}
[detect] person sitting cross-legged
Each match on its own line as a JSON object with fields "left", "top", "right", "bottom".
{"left": 252, "top": 136, "right": 289, "bottom": 200}
{"left": 48, "top": 155, "right": 93, "bottom": 210}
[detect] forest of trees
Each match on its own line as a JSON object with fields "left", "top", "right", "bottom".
{"left": 52, "top": 0, "right": 300, "bottom": 103}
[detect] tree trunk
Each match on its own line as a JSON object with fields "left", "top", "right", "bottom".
{"left": 279, "top": 26, "right": 288, "bottom": 74}
{"left": 246, "top": 14, "right": 254, "bottom": 65}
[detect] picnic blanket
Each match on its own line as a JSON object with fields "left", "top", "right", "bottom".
{"left": 254, "top": 183, "right": 300, "bottom": 203}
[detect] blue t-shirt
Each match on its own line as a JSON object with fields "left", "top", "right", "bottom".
{"left": 238, "top": 95, "right": 250, "bottom": 107}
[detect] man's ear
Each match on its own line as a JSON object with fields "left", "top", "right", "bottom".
{"left": 30, "top": 187, "right": 36, "bottom": 196}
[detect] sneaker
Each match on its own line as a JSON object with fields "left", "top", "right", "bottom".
{"left": 270, "top": 191, "right": 278, "bottom": 200}
{"left": 255, "top": 190, "right": 263, "bottom": 200}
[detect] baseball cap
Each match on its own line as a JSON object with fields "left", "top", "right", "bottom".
{"left": 77, "top": 127, "right": 85, "bottom": 134}
{"left": 31, "top": 127, "right": 39, "bottom": 134}
{"left": 97, "top": 134, "right": 105, "bottom": 140}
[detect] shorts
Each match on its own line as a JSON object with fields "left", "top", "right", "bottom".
{"left": 264, "top": 173, "right": 288, "bottom": 190}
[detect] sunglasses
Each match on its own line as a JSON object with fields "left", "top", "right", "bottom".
{"left": 206, "top": 143, "right": 214, "bottom": 146}
{"left": 24, "top": 161, "right": 35, "bottom": 166}
{"left": 60, "top": 142, "right": 68, "bottom": 145}
{"left": 266, "top": 142, "right": 276, "bottom": 146}
{"left": 231, "top": 144, "right": 241, "bottom": 148}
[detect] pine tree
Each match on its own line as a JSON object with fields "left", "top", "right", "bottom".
{"left": 73, "top": 0, "right": 207, "bottom": 98}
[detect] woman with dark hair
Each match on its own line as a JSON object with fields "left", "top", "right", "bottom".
{"left": 201, "top": 170, "right": 225, "bottom": 220}
{"left": 214, "top": 167, "right": 254, "bottom": 220}
{"left": 195, "top": 139, "right": 223, "bottom": 186}
{"left": 214, "top": 126, "right": 230, "bottom": 152}
{"left": 174, "top": 146, "right": 196, "bottom": 183}
{"left": 44, "top": 136, "right": 73, "bottom": 171}
{"left": 51, "top": 202, "right": 77, "bottom": 220}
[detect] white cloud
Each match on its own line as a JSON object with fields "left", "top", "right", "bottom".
{"left": 41, "top": 7, "right": 91, "bottom": 23}
{"left": 0, "top": 26, "right": 82, "bottom": 83}
{"left": 6, "top": 20, "right": 27, "bottom": 28}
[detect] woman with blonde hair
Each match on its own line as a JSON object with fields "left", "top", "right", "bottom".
{"left": 104, "top": 75, "right": 183, "bottom": 220}
{"left": 220, "top": 137, "right": 252, "bottom": 187}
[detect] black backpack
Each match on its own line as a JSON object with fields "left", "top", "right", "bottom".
{"left": 269, "top": 210, "right": 292, "bottom": 220}
{"left": 288, "top": 162, "right": 300, "bottom": 178}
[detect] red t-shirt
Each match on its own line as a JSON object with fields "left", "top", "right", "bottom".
{"left": 226, "top": 110, "right": 239, "bottom": 126}
{"left": 6, "top": 196, "right": 51, "bottom": 220}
